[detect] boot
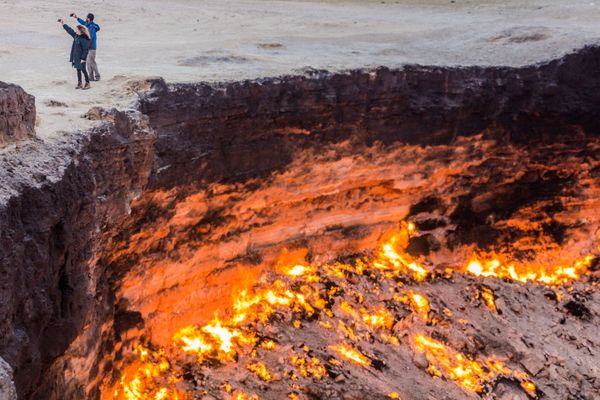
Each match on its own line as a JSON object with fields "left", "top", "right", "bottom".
{"left": 82, "top": 82, "right": 91, "bottom": 90}
{"left": 75, "top": 82, "right": 82, "bottom": 89}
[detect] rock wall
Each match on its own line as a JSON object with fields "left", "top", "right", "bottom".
{"left": 0, "top": 82, "right": 35, "bottom": 146}
{"left": 0, "top": 109, "right": 154, "bottom": 399}
{"left": 141, "top": 45, "right": 600, "bottom": 190}
{"left": 0, "top": 357, "right": 16, "bottom": 400}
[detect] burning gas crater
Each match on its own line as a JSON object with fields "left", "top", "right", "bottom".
{"left": 111, "top": 222, "right": 597, "bottom": 400}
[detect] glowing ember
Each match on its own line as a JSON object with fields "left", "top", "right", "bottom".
{"left": 412, "top": 334, "right": 532, "bottom": 394}
{"left": 290, "top": 355, "right": 327, "bottom": 379}
{"left": 408, "top": 291, "right": 430, "bottom": 321}
{"left": 478, "top": 287, "right": 497, "bottom": 312}
{"left": 246, "top": 362, "right": 272, "bottom": 381}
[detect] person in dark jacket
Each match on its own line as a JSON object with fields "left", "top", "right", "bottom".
{"left": 58, "top": 19, "right": 91, "bottom": 89}
{"left": 71, "top": 12, "right": 101, "bottom": 81}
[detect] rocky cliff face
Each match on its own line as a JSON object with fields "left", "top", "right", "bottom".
{"left": 141, "top": 45, "right": 600, "bottom": 191}
{"left": 1, "top": 47, "right": 600, "bottom": 400}
{"left": 0, "top": 107, "right": 154, "bottom": 399}
{"left": 0, "top": 357, "right": 17, "bottom": 400}
{"left": 0, "top": 82, "right": 35, "bottom": 146}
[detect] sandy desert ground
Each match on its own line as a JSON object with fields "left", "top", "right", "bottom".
{"left": 1, "top": 0, "right": 600, "bottom": 140}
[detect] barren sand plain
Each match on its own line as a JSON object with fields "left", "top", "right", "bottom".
{"left": 1, "top": 0, "right": 600, "bottom": 139}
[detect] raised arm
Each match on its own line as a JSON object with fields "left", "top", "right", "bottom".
{"left": 62, "top": 24, "right": 77, "bottom": 38}
{"left": 77, "top": 17, "right": 87, "bottom": 26}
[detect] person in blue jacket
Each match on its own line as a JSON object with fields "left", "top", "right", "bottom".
{"left": 71, "top": 12, "right": 101, "bottom": 81}
{"left": 57, "top": 19, "right": 91, "bottom": 89}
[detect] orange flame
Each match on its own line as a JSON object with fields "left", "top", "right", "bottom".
{"left": 329, "top": 344, "right": 370, "bottom": 366}
{"left": 113, "top": 221, "right": 589, "bottom": 398}
{"left": 465, "top": 253, "right": 595, "bottom": 285}
{"left": 412, "top": 334, "right": 534, "bottom": 394}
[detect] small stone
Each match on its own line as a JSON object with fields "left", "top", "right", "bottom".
{"left": 44, "top": 99, "right": 68, "bottom": 108}
{"left": 520, "top": 354, "right": 545, "bottom": 376}
{"left": 509, "top": 300, "right": 523, "bottom": 314}
{"left": 413, "top": 352, "right": 429, "bottom": 370}
{"left": 393, "top": 318, "right": 411, "bottom": 334}
{"left": 265, "top": 325, "right": 280, "bottom": 335}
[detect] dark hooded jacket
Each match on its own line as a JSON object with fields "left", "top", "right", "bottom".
{"left": 63, "top": 25, "right": 90, "bottom": 70}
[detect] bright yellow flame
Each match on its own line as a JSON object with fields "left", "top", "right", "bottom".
{"left": 115, "top": 346, "right": 181, "bottom": 400}
{"left": 408, "top": 291, "right": 430, "bottom": 321}
{"left": 412, "top": 334, "right": 532, "bottom": 394}
{"left": 521, "top": 380, "right": 536, "bottom": 394}
{"left": 378, "top": 240, "right": 429, "bottom": 281}
{"left": 361, "top": 307, "right": 394, "bottom": 330}
{"left": 478, "top": 287, "right": 496, "bottom": 312}
{"left": 173, "top": 326, "right": 212, "bottom": 355}
{"left": 465, "top": 253, "right": 595, "bottom": 285}
{"left": 286, "top": 264, "right": 311, "bottom": 277}
{"left": 203, "top": 319, "right": 237, "bottom": 354}
{"left": 246, "top": 362, "right": 272, "bottom": 381}
{"left": 372, "top": 222, "right": 430, "bottom": 281}
{"left": 232, "top": 391, "right": 258, "bottom": 400}
{"left": 329, "top": 344, "right": 370, "bottom": 366}
{"left": 291, "top": 355, "right": 327, "bottom": 379}
{"left": 261, "top": 339, "right": 276, "bottom": 350}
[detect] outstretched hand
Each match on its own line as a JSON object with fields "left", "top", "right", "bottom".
{"left": 70, "top": 13, "right": 77, "bottom": 19}
{"left": 57, "top": 18, "right": 64, "bottom": 24}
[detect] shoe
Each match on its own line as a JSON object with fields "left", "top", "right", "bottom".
{"left": 82, "top": 82, "right": 91, "bottom": 90}
{"left": 75, "top": 82, "right": 82, "bottom": 89}
{"left": 95, "top": 76, "right": 101, "bottom": 82}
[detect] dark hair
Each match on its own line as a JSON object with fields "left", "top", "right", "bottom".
{"left": 87, "top": 13, "right": 95, "bottom": 21}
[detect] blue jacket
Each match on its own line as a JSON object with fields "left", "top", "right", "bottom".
{"left": 77, "top": 18, "right": 100, "bottom": 49}
{"left": 63, "top": 25, "right": 90, "bottom": 69}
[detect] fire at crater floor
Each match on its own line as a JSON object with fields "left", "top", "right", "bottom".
{"left": 3, "top": 47, "right": 600, "bottom": 400}
{"left": 107, "top": 136, "right": 600, "bottom": 400}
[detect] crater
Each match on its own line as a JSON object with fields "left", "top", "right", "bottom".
{"left": 1, "top": 46, "right": 600, "bottom": 400}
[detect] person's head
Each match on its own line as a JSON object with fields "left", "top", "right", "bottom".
{"left": 86, "top": 13, "right": 94, "bottom": 23}
{"left": 76, "top": 25, "right": 90, "bottom": 38}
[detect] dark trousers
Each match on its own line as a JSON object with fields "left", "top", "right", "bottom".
{"left": 77, "top": 67, "right": 90, "bottom": 83}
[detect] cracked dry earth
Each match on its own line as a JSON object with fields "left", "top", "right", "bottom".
{"left": 105, "top": 135, "right": 600, "bottom": 400}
